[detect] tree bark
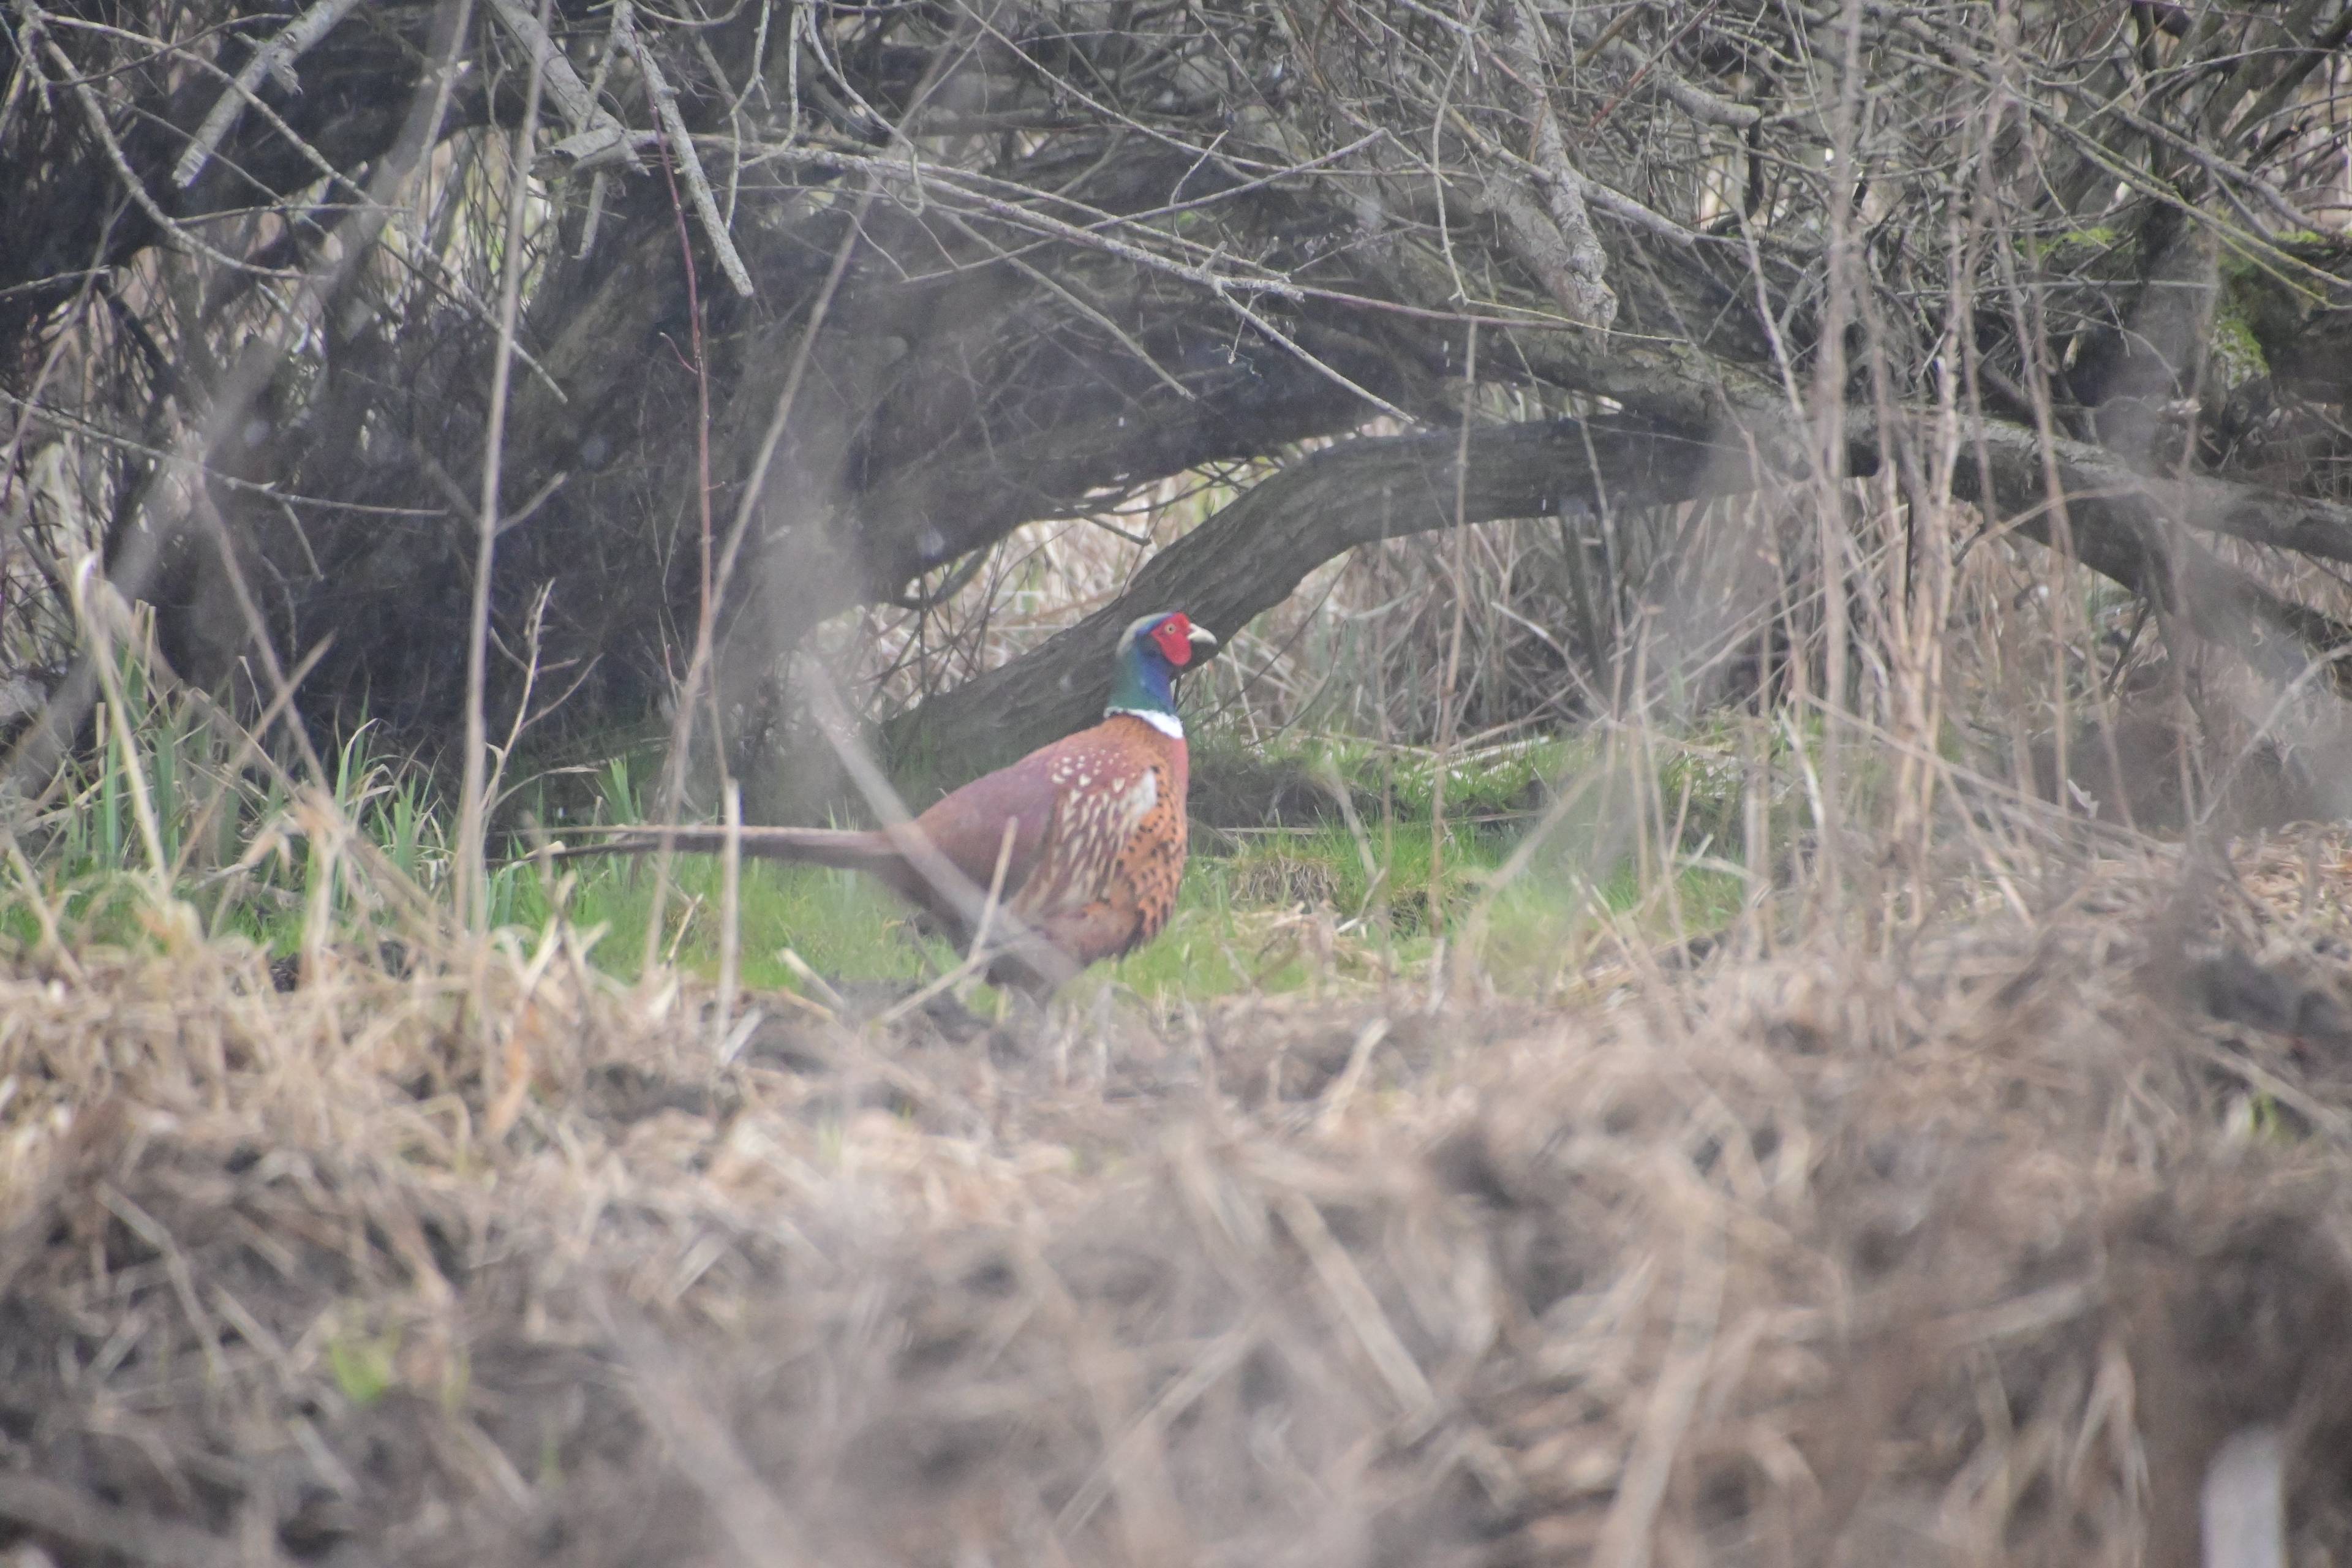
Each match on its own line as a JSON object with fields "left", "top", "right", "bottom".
{"left": 1951, "top": 420, "right": 2352, "bottom": 689}
{"left": 883, "top": 418, "right": 1731, "bottom": 782}
{"left": 888, "top": 407, "right": 2352, "bottom": 791}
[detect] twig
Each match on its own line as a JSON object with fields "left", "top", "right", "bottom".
{"left": 170, "top": 0, "right": 366, "bottom": 187}
{"left": 483, "top": 0, "right": 645, "bottom": 174}
{"left": 1313, "top": 1018, "right": 1391, "bottom": 1128}
{"left": 746, "top": 141, "right": 1307, "bottom": 300}
{"left": 1587, "top": 28, "right": 1761, "bottom": 127}
{"left": 1, "top": 830, "right": 83, "bottom": 979}
{"left": 715, "top": 778, "right": 741, "bottom": 1046}
{"left": 644, "top": 63, "right": 720, "bottom": 753}
{"left": 456, "top": 0, "right": 552, "bottom": 930}
{"left": 1053, "top": 1325, "right": 1263, "bottom": 1539}
{"left": 1583, "top": 0, "right": 1734, "bottom": 129}
{"left": 569, "top": 0, "right": 633, "bottom": 252}
{"left": 2194, "top": 1041, "right": 2352, "bottom": 1142}
{"left": 17, "top": 1, "right": 296, "bottom": 280}
{"left": 635, "top": 159, "right": 869, "bottom": 959}
{"left": 1216, "top": 284, "right": 1419, "bottom": 426}
{"left": 1593, "top": 1207, "right": 1725, "bottom": 1568}
{"left": 638, "top": 37, "right": 964, "bottom": 970}
{"left": 802, "top": 664, "right": 1074, "bottom": 992}
{"left": 776, "top": 948, "right": 846, "bottom": 1016}
{"left": 1428, "top": 322, "right": 1476, "bottom": 982}
{"left": 69, "top": 557, "right": 168, "bottom": 885}
{"left": 941, "top": 208, "right": 1199, "bottom": 402}
{"left": 1582, "top": 179, "right": 1705, "bottom": 247}
{"left": 99, "top": 1184, "right": 231, "bottom": 1390}
{"left": 604, "top": 1297, "right": 815, "bottom": 1568}
{"left": 617, "top": 1, "right": 754, "bottom": 296}
{"left": 0, "top": 1476, "right": 237, "bottom": 1568}
{"left": 1274, "top": 1191, "right": 1436, "bottom": 1423}
{"left": 873, "top": 816, "right": 1019, "bottom": 1028}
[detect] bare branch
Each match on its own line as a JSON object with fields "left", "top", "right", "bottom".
{"left": 888, "top": 420, "right": 1721, "bottom": 773}
{"left": 1490, "top": 0, "right": 1616, "bottom": 328}
{"left": 483, "top": 0, "right": 645, "bottom": 175}
{"left": 17, "top": 0, "right": 297, "bottom": 279}
{"left": 170, "top": 0, "right": 365, "bottom": 187}
{"left": 617, "top": 0, "right": 753, "bottom": 297}
{"left": 1585, "top": 30, "right": 1763, "bottom": 129}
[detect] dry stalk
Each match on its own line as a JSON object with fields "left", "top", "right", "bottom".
{"left": 1425, "top": 322, "right": 1480, "bottom": 1011}
{"left": 871, "top": 815, "right": 1017, "bottom": 1029}
{"left": 616, "top": 0, "right": 752, "bottom": 297}
{"left": 715, "top": 777, "right": 742, "bottom": 1047}
{"left": 454, "top": 2, "right": 551, "bottom": 933}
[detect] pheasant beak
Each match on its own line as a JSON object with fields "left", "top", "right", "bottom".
{"left": 1187, "top": 625, "right": 1218, "bottom": 653}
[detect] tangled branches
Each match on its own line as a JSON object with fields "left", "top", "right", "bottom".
{"left": 5, "top": 0, "right": 2352, "bottom": 786}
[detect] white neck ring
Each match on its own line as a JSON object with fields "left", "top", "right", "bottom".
{"left": 1107, "top": 708, "right": 1184, "bottom": 739}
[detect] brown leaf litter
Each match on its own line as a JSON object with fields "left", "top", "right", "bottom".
{"left": 6, "top": 832, "right": 2352, "bottom": 1565}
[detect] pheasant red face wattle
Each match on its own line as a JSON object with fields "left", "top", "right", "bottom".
{"left": 1150, "top": 612, "right": 1199, "bottom": 667}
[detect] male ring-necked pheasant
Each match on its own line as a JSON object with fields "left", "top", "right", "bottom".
{"left": 562, "top": 611, "right": 1216, "bottom": 993}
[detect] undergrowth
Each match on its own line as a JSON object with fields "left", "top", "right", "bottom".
{"left": 0, "top": 650, "right": 1774, "bottom": 1006}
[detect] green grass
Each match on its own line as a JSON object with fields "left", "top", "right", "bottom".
{"left": 507, "top": 810, "right": 1747, "bottom": 1010}
{"left": 0, "top": 648, "right": 1773, "bottom": 1008}
{"left": 517, "top": 717, "right": 1784, "bottom": 1006}
{"left": 546, "top": 857, "right": 952, "bottom": 990}
{"left": 562, "top": 720, "right": 1771, "bottom": 1004}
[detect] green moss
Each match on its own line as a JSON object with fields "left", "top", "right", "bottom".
{"left": 2022, "top": 225, "right": 2122, "bottom": 266}
{"left": 2211, "top": 313, "right": 2267, "bottom": 383}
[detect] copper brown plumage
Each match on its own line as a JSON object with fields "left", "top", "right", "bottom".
{"left": 559, "top": 612, "right": 1216, "bottom": 993}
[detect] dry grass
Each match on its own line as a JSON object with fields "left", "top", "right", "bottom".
{"left": 6, "top": 826, "right": 2352, "bottom": 1566}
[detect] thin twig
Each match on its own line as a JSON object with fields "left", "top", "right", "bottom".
{"left": 483, "top": 0, "right": 644, "bottom": 173}
{"left": 618, "top": 0, "right": 754, "bottom": 296}
{"left": 18, "top": 1, "right": 298, "bottom": 280}
{"left": 0, "top": 1476, "right": 237, "bottom": 1568}
{"left": 638, "top": 36, "right": 965, "bottom": 970}
{"left": 456, "top": 0, "right": 552, "bottom": 930}
{"left": 1428, "top": 322, "right": 1476, "bottom": 993}
{"left": 873, "top": 816, "right": 1019, "bottom": 1028}
{"left": 171, "top": 0, "right": 365, "bottom": 187}
{"left": 715, "top": 778, "right": 741, "bottom": 1046}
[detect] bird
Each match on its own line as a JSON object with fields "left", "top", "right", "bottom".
{"left": 558, "top": 611, "right": 1217, "bottom": 994}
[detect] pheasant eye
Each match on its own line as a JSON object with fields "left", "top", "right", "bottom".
{"left": 1152, "top": 615, "right": 1194, "bottom": 666}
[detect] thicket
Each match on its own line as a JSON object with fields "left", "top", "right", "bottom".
{"left": 8, "top": 0, "right": 2352, "bottom": 842}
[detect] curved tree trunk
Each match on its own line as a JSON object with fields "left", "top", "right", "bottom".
{"left": 888, "top": 407, "right": 2352, "bottom": 794}
{"left": 883, "top": 420, "right": 1728, "bottom": 782}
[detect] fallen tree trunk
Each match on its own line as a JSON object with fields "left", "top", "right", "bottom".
{"left": 1951, "top": 420, "right": 2352, "bottom": 689}
{"left": 886, "top": 405, "right": 2352, "bottom": 790}
{"left": 882, "top": 418, "right": 1735, "bottom": 778}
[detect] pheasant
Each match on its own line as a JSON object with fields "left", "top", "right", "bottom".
{"left": 560, "top": 611, "right": 1216, "bottom": 993}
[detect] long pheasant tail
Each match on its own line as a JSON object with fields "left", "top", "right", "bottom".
{"left": 553, "top": 824, "right": 901, "bottom": 871}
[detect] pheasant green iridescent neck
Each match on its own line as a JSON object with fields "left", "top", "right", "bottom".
{"left": 1106, "top": 636, "right": 1182, "bottom": 732}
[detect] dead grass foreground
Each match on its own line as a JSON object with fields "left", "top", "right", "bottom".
{"left": 9, "top": 836, "right": 2352, "bottom": 1566}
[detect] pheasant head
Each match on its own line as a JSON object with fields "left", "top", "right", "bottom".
{"left": 1106, "top": 611, "right": 1216, "bottom": 736}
